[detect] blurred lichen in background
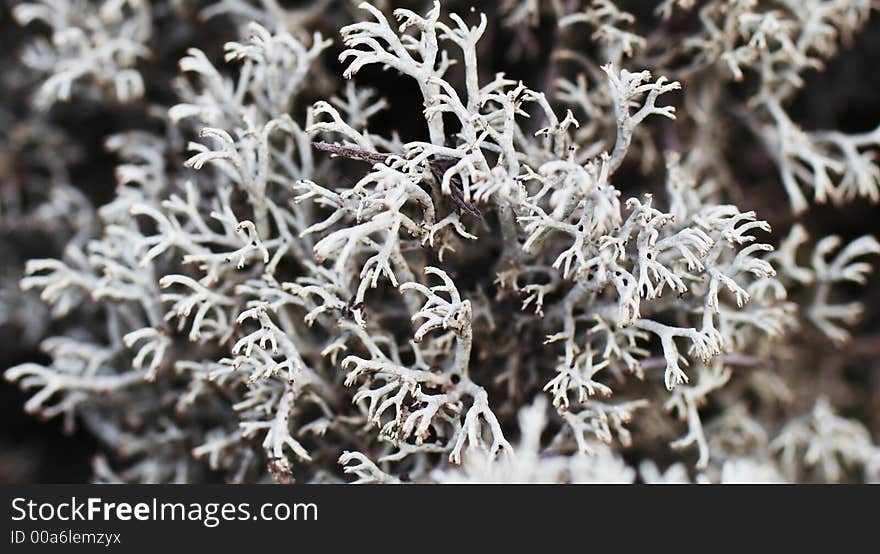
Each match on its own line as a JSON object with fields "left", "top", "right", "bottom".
{"left": 1, "top": 0, "right": 879, "bottom": 483}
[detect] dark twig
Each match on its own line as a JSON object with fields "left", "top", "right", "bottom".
{"left": 312, "top": 141, "right": 483, "bottom": 220}
{"left": 312, "top": 141, "right": 392, "bottom": 165}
